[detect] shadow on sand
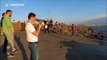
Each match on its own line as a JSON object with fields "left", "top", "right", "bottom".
{"left": 14, "top": 35, "right": 28, "bottom": 60}
{"left": 61, "top": 40, "right": 107, "bottom": 60}
{"left": 0, "top": 45, "right": 7, "bottom": 60}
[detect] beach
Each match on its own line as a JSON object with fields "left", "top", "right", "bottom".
{"left": 0, "top": 0, "right": 107, "bottom": 60}
{"left": 0, "top": 31, "right": 107, "bottom": 60}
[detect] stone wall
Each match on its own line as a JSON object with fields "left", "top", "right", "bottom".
{"left": 0, "top": 22, "right": 25, "bottom": 33}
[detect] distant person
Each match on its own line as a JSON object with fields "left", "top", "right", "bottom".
{"left": 55, "top": 21, "right": 58, "bottom": 25}
{"left": 2, "top": 10, "right": 18, "bottom": 58}
{"left": 25, "top": 12, "right": 43, "bottom": 60}
{"left": 44, "top": 24, "right": 48, "bottom": 32}
{"left": 71, "top": 24, "right": 76, "bottom": 37}
{"left": 50, "top": 19, "right": 53, "bottom": 27}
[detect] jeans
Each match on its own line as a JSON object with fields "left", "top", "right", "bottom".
{"left": 5, "top": 33, "right": 15, "bottom": 51}
{"left": 29, "top": 43, "right": 38, "bottom": 60}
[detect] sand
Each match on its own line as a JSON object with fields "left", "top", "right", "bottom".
{"left": 0, "top": 31, "right": 107, "bottom": 60}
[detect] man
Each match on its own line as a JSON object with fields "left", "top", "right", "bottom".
{"left": 25, "top": 12, "right": 43, "bottom": 60}
{"left": 2, "top": 10, "right": 17, "bottom": 57}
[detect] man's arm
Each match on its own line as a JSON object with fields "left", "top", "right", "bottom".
{"left": 8, "top": 26, "right": 12, "bottom": 35}
{"left": 32, "top": 23, "right": 43, "bottom": 37}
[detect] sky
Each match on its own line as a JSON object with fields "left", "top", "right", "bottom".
{"left": 0, "top": 0, "right": 107, "bottom": 24}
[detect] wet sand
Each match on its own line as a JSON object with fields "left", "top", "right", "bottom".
{"left": 0, "top": 31, "right": 107, "bottom": 60}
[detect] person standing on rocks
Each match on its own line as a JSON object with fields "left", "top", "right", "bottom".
{"left": 71, "top": 24, "right": 76, "bottom": 37}
{"left": 25, "top": 12, "right": 43, "bottom": 60}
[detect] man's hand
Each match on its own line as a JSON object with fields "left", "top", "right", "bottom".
{"left": 1, "top": 32, "right": 3, "bottom": 35}
{"left": 39, "top": 21, "right": 44, "bottom": 28}
{"left": 32, "top": 21, "right": 44, "bottom": 37}
{"left": 8, "top": 26, "right": 12, "bottom": 35}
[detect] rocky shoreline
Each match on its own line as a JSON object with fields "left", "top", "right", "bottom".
{"left": 77, "top": 26, "right": 107, "bottom": 40}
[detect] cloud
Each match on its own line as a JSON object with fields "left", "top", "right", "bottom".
{"left": 58, "top": 15, "right": 67, "bottom": 19}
